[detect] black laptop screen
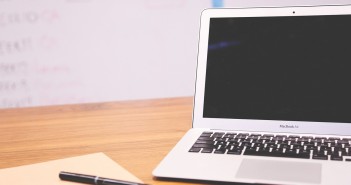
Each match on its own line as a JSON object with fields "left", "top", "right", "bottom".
{"left": 203, "top": 15, "right": 351, "bottom": 123}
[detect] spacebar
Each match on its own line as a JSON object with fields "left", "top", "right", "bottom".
{"left": 244, "top": 150, "right": 310, "bottom": 159}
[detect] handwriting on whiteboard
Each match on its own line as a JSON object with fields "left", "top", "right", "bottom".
{"left": 0, "top": 10, "right": 59, "bottom": 27}
{"left": 0, "top": 6, "right": 78, "bottom": 109}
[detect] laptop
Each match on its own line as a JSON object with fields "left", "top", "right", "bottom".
{"left": 153, "top": 5, "right": 351, "bottom": 185}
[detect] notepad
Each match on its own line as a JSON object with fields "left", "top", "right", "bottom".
{"left": 0, "top": 153, "right": 143, "bottom": 185}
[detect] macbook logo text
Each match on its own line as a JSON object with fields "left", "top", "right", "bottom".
{"left": 280, "top": 124, "right": 299, "bottom": 129}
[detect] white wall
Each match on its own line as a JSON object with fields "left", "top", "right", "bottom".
{"left": 1, "top": 0, "right": 350, "bottom": 108}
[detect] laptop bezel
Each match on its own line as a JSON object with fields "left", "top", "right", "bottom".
{"left": 193, "top": 5, "right": 351, "bottom": 136}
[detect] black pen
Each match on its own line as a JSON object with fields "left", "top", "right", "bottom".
{"left": 59, "top": 171, "right": 148, "bottom": 185}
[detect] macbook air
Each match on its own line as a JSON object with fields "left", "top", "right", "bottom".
{"left": 153, "top": 5, "right": 351, "bottom": 185}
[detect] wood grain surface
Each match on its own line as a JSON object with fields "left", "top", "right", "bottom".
{"left": 0, "top": 97, "right": 215, "bottom": 185}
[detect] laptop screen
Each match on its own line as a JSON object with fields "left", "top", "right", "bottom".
{"left": 203, "top": 15, "right": 351, "bottom": 124}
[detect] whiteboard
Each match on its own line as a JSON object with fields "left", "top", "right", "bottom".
{"left": 1, "top": 0, "right": 350, "bottom": 108}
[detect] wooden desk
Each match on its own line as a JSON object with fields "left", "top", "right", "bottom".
{"left": 0, "top": 97, "right": 206, "bottom": 185}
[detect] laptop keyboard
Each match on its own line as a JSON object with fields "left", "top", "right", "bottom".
{"left": 189, "top": 131, "right": 351, "bottom": 161}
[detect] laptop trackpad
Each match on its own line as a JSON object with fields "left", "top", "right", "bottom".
{"left": 235, "top": 159, "right": 322, "bottom": 184}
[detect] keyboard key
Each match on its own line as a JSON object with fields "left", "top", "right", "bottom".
{"left": 298, "top": 138, "right": 310, "bottom": 142}
{"left": 215, "top": 138, "right": 227, "bottom": 142}
{"left": 288, "top": 135, "right": 300, "bottom": 138}
{"left": 302, "top": 136, "right": 314, "bottom": 139}
{"left": 247, "top": 135, "right": 260, "bottom": 140}
{"left": 200, "top": 132, "right": 212, "bottom": 137}
{"left": 236, "top": 135, "right": 248, "bottom": 139}
{"left": 228, "top": 138, "right": 239, "bottom": 143}
{"left": 201, "top": 148, "right": 213, "bottom": 153}
{"left": 223, "top": 133, "right": 236, "bottom": 138}
{"left": 192, "top": 144, "right": 214, "bottom": 148}
{"left": 212, "top": 132, "right": 225, "bottom": 137}
{"left": 312, "top": 153, "right": 328, "bottom": 160}
{"left": 189, "top": 148, "right": 201, "bottom": 153}
{"left": 315, "top": 137, "right": 327, "bottom": 139}
{"left": 215, "top": 141, "right": 226, "bottom": 146}
{"left": 330, "top": 155, "right": 343, "bottom": 161}
{"left": 328, "top": 137, "right": 340, "bottom": 140}
{"left": 214, "top": 148, "right": 226, "bottom": 154}
{"left": 202, "top": 131, "right": 213, "bottom": 134}
{"left": 265, "top": 140, "right": 276, "bottom": 145}
{"left": 197, "top": 137, "right": 214, "bottom": 141}
{"left": 238, "top": 133, "right": 249, "bottom": 136}
{"left": 195, "top": 140, "right": 215, "bottom": 145}
{"left": 276, "top": 135, "right": 287, "bottom": 137}
{"left": 227, "top": 149, "right": 242, "bottom": 155}
{"left": 299, "top": 150, "right": 310, "bottom": 157}
{"left": 263, "top": 134, "right": 274, "bottom": 137}
{"left": 339, "top": 140, "right": 350, "bottom": 144}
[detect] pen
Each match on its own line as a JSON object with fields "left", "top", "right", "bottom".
{"left": 59, "top": 171, "right": 148, "bottom": 185}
